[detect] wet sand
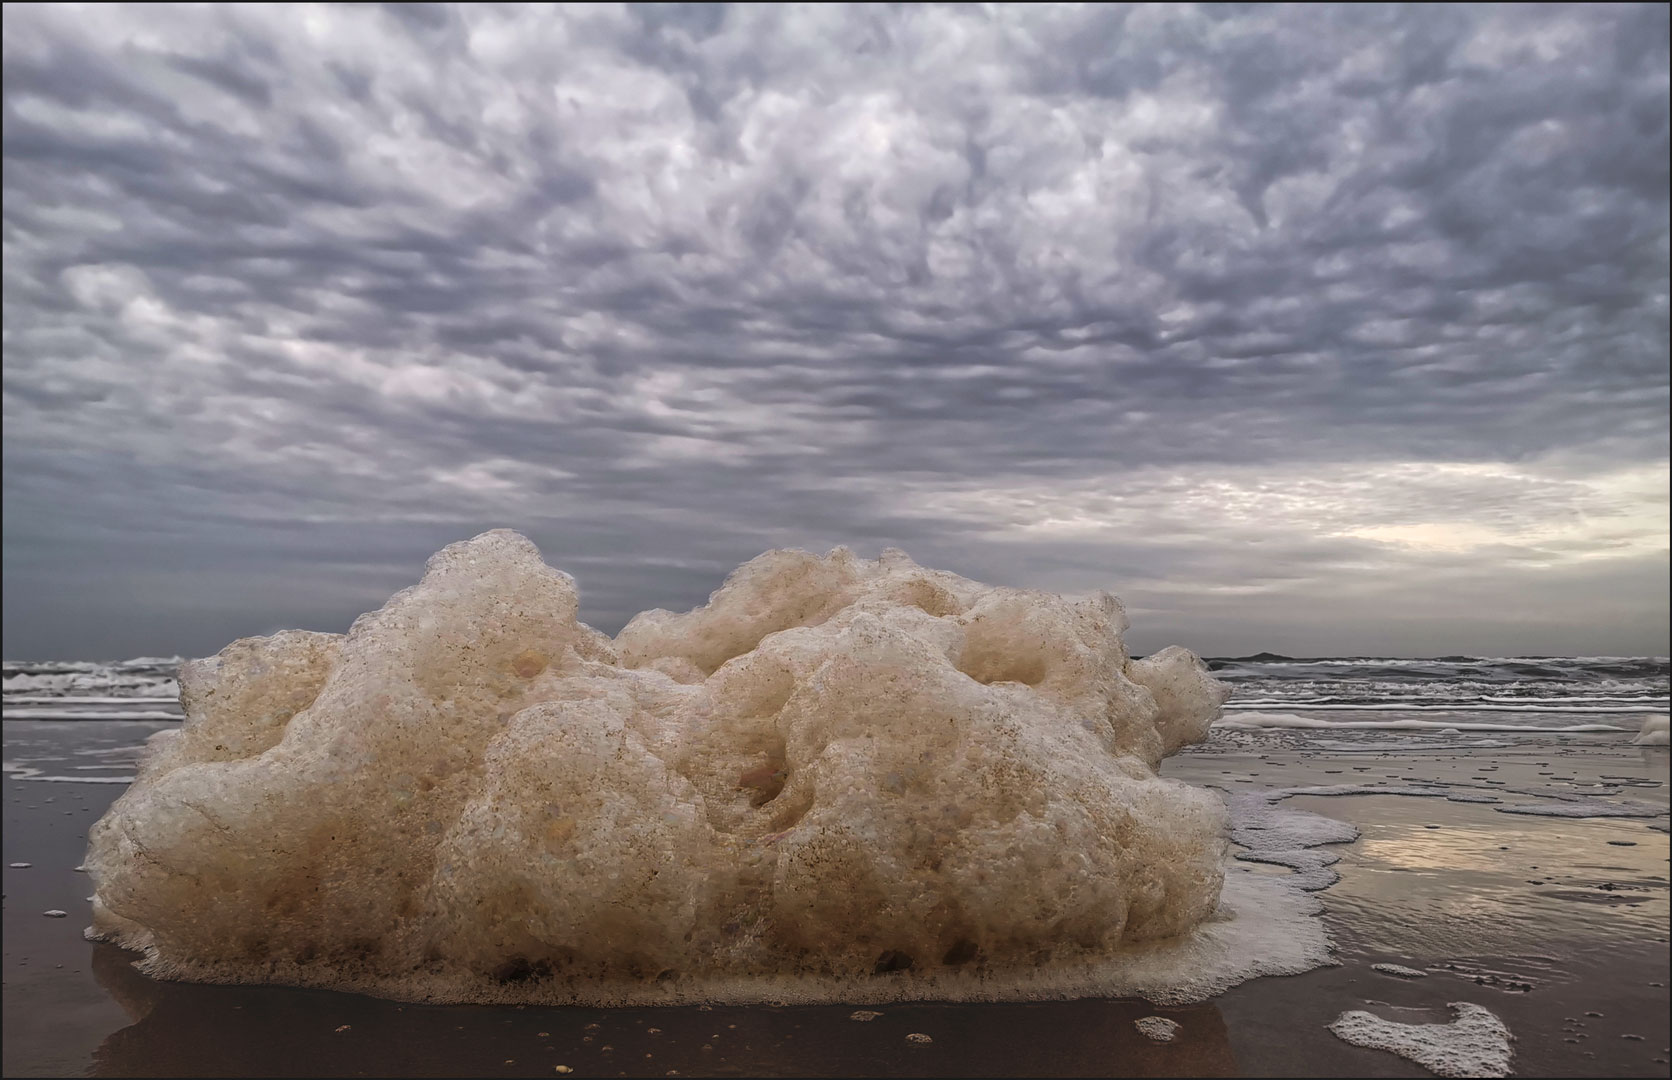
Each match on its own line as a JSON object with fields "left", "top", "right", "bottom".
{"left": 5, "top": 720, "right": 1667, "bottom": 1078}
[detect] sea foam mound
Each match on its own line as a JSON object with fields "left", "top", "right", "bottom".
{"left": 86, "top": 530, "right": 1325, "bottom": 1006}
{"left": 1634, "top": 714, "right": 1670, "bottom": 746}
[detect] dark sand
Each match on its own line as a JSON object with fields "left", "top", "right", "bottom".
{"left": 4, "top": 719, "right": 1667, "bottom": 1078}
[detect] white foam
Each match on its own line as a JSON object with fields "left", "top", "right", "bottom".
{"left": 1494, "top": 799, "right": 1666, "bottom": 819}
{"left": 1227, "top": 695, "right": 1670, "bottom": 709}
{"left": 1372, "top": 963, "right": 1427, "bottom": 978}
{"left": 2, "top": 709, "right": 183, "bottom": 720}
{"left": 1216, "top": 711, "right": 1624, "bottom": 733}
{"left": 84, "top": 531, "right": 1330, "bottom": 1006}
{"left": 1329, "top": 1002, "right": 1512, "bottom": 1077}
{"left": 1134, "top": 1016, "right": 1180, "bottom": 1041}
{"left": 1632, "top": 714, "right": 1669, "bottom": 746}
{"left": 2, "top": 671, "right": 179, "bottom": 697}
{"left": 1224, "top": 788, "right": 1360, "bottom": 891}
{"left": 2, "top": 696, "right": 179, "bottom": 705}
{"left": 1225, "top": 701, "right": 1653, "bottom": 714}
{"left": 1484, "top": 702, "right": 1665, "bottom": 712}
{"left": 1309, "top": 740, "right": 1510, "bottom": 753}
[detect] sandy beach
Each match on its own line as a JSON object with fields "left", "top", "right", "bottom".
{"left": 5, "top": 717, "right": 1665, "bottom": 1078}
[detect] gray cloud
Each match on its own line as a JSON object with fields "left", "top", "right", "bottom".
{"left": 3, "top": 3, "right": 1668, "bottom": 659}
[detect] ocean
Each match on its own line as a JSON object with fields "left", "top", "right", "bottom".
{"left": 1208, "top": 654, "right": 1669, "bottom": 741}
{"left": 5, "top": 653, "right": 1665, "bottom": 729}
{"left": 1, "top": 657, "right": 184, "bottom": 722}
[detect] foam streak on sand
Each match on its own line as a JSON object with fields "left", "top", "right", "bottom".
{"left": 1224, "top": 788, "right": 1360, "bottom": 892}
{"left": 83, "top": 531, "right": 1333, "bottom": 1006}
{"left": 1330, "top": 1002, "right": 1513, "bottom": 1078}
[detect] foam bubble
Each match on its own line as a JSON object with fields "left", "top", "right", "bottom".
{"left": 84, "top": 531, "right": 1327, "bottom": 1005}
{"left": 1329, "top": 1002, "right": 1513, "bottom": 1077}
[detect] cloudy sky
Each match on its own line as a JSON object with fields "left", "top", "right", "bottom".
{"left": 3, "top": 3, "right": 1668, "bottom": 661}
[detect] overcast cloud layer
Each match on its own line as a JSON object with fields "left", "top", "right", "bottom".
{"left": 4, "top": 3, "right": 1668, "bottom": 660}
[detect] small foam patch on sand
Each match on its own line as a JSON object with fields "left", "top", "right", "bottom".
{"left": 1224, "top": 788, "right": 1360, "bottom": 891}
{"left": 1329, "top": 1002, "right": 1512, "bottom": 1077}
{"left": 1134, "top": 1016, "right": 1180, "bottom": 1042}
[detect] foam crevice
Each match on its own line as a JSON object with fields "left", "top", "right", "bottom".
{"left": 85, "top": 530, "right": 1325, "bottom": 1005}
